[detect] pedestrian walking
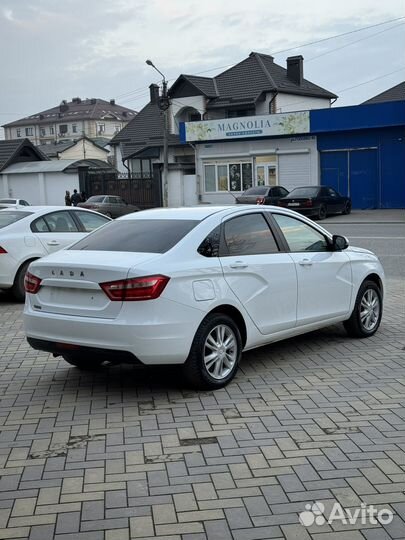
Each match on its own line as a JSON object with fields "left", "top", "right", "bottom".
{"left": 70, "top": 189, "right": 81, "bottom": 207}
{"left": 80, "top": 191, "right": 87, "bottom": 202}
{"left": 64, "top": 190, "right": 71, "bottom": 206}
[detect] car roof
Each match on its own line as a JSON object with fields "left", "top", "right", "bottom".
{"left": 0, "top": 206, "right": 110, "bottom": 217}
{"left": 119, "top": 206, "right": 237, "bottom": 221}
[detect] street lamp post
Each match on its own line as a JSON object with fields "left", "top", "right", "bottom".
{"left": 146, "top": 59, "right": 169, "bottom": 207}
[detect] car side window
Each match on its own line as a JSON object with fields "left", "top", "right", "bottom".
{"left": 117, "top": 198, "right": 126, "bottom": 205}
{"left": 222, "top": 213, "right": 279, "bottom": 256}
{"left": 197, "top": 226, "right": 221, "bottom": 257}
{"left": 41, "top": 211, "right": 79, "bottom": 233}
{"left": 31, "top": 217, "right": 50, "bottom": 232}
{"left": 328, "top": 188, "right": 338, "bottom": 197}
{"left": 273, "top": 213, "right": 329, "bottom": 252}
{"left": 74, "top": 211, "right": 110, "bottom": 232}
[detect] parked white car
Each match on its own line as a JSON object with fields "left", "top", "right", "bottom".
{"left": 0, "top": 206, "right": 110, "bottom": 300}
{"left": 24, "top": 206, "right": 384, "bottom": 389}
{"left": 0, "top": 198, "right": 30, "bottom": 209}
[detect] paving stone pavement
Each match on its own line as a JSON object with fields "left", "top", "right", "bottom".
{"left": 0, "top": 278, "right": 404, "bottom": 540}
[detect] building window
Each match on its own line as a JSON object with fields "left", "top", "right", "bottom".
{"left": 59, "top": 124, "right": 68, "bottom": 135}
{"left": 130, "top": 159, "right": 152, "bottom": 178}
{"left": 114, "top": 124, "right": 121, "bottom": 133}
{"left": 204, "top": 162, "right": 253, "bottom": 193}
{"left": 97, "top": 123, "right": 105, "bottom": 134}
{"left": 227, "top": 109, "right": 255, "bottom": 118}
{"left": 72, "top": 124, "right": 77, "bottom": 133}
{"left": 50, "top": 126, "right": 54, "bottom": 135}
{"left": 16, "top": 128, "right": 21, "bottom": 137}
{"left": 25, "top": 127, "right": 33, "bottom": 136}
{"left": 40, "top": 128, "right": 46, "bottom": 137}
{"left": 189, "top": 113, "right": 201, "bottom": 122}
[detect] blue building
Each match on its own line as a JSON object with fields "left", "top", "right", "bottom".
{"left": 311, "top": 101, "right": 405, "bottom": 209}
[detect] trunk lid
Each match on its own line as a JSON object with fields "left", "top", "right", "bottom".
{"left": 29, "top": 250, "right": 160, "bottom": 318}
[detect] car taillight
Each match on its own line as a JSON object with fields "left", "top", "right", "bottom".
{"left": 24, "top": 272, "right": 42, "bottom": 294}
{"left": 0, "top": 246, "right": 7, "bottom": 254}
{"left": 256, "top": 197, "right": 265, "bottom": 205}
{"left": 304, "top": 199, "right": 313, "bottom": 207}
{"left": 100, "top": 275, "right": 170, "bottom": 301}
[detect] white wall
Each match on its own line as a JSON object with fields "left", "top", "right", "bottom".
{"left": 196, "top": 135, "right": 319, "bottom": 204}
{"left": 0, "top": 172, "right": 79, "bottom": 205}
{"left": 170, "top": 96, "right": 206, "bottom": 134}
{"left": 275, "top": 93, "right": 330, "bottom": 113}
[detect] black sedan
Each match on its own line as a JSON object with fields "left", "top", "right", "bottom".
{"left": 236, "top": 185, "right": 289, "bottom": 205}
{"left": 278, "top": 186, "right": 351, "bottom": 220}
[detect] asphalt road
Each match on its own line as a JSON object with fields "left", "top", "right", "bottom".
{"left": 322, "top": 221, "right": 405, "bottom": 279}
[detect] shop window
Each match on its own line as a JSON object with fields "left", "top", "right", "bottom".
{"left": 217, "top": 165, "right": 228, "bottom": 191}
{"left": 203, "top": 162, "right": 253, "bottom": 193}
{"left": 242, "top": 163, "right": 253, "bottom": 190}
{"left": 204, "top": 165, "right": 216, "bottom": 192}
{"left": 229, "top": 164, "right": 241, "bottom": 191}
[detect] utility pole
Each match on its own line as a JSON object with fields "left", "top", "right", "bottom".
{"left": 146, "top": 60, "right": 170, "bottom": 207}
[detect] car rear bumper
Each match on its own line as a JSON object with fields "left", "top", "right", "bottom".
{"left": 0, "top": 254, "right": 18, "bottom": 288}
{"left": 23, "top": 298, "right": 203, "bottom": 365}
{"left": 282, "top": 206, "right": 319, "bottom": 217}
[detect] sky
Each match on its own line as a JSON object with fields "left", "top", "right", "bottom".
{"left": 0, "top": 0, "right": 404, "bottom": 137}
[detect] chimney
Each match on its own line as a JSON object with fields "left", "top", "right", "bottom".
{"left": 110, "top": 99, "right": 115, "bottom": 106}
{"left": 287, "top": 55, "right": 303, "bottom": 85}
{"left": 59, "top": 100, "right": 69, "bottom": 113}
{"left": 149, "top": 83, "right": 160, "bottom": 103}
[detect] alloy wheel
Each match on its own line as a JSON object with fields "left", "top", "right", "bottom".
{"left": 203, "top": 324, "right": 237, "bottom": 380}
{"left": 360, "top": 289, "right": 380, "bottom": 331}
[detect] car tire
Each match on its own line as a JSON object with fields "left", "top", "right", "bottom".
{"left": 62, "top": 354, "right": 104, "bottom": 370}
{"left": 344, "top": 280, "right": 382, "bottom": 338}
{"left": 318, "top": 204, "right": 327, "bottom": 220}
{"left": 183, "top": 313, "right": 242, "bottom": 390}
{"left": 342, "top": 202, "right": 352, "bottom": 215}
{"left": 11, "top": 260, "right": 31, "bottom": 302}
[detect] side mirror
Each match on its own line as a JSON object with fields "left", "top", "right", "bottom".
{"left": 332, "top": 234, "right": 349, "bottom": 251}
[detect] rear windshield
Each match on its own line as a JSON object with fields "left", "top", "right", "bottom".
{"left": 287, "top": 187, "right": 320, "bottom": 198}
{"left": 86, "top": 196, "right": 105, "bottom": 202}
{"left": 243, "top": 187, "right": 268, "bottom": 196}
{"left": 69, "top": 219, "right": 199, "bottom": 253}
{"left": 0, "top": 211, "right": 32, "bottom": 229}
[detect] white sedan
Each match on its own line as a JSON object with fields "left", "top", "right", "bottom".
{"left": 0, "top": 198, "right": 30, "bottom": 209}
{"left": 24, "top": 206, "right": 384, "bottom": 389}
{"left": 0, "top": 206, "right": 110, "bottom": 300}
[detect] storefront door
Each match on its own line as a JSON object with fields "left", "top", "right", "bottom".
{"left": 255, "top": 156, "right": 277, "bottom": 186}
{"left": 256, "top": 163, "right": 277, "bottom": 186}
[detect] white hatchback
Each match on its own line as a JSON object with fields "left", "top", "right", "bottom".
{"left": 24, "top": 206, "right": 384, "bottom": 389}
{"left": 0, "top": 206, "right": 110, "bottom": 300}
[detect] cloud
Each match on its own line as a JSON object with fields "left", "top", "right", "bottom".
{"left": 0, "top": 0, "right": 404, "bottom": 137}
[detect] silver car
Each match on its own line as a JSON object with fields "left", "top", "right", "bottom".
{"left": 78, "top": 195, "right": 139, "bottom": 218}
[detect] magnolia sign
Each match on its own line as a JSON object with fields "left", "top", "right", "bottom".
{"left": 182, "top": 111, "right": 310, "bottom": 142}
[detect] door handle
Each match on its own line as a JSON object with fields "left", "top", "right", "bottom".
{"left": 230, "top": 261, "right": 248, "bottom": 269}
{"left": 298, "top": 258, "right": 312, "bottom": 266}
{"left": 47, "top": 241, "right": 60, "bottom": 246}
